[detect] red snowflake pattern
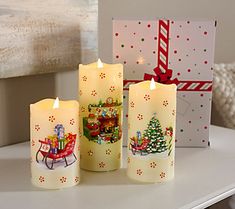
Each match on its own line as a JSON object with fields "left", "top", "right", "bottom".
{"left": 99, "top": 72, "right": 106, "bottom": 79}
{"left": 70, "top": 119, "right": 75, "bottom": 125}
{"left": 136, "top": 169, "right": 143, "bottom": 175}
{"left": 99, "top": 162, "right": 105, "bottom": 168}
{"left": 160, "top": 172, "right": 166, "bottom": 178}
{"left": 137, "top": 114, "right": 143, "bottom": 120}
{"left": 144, "top": 94, "right": 150, "bottom": 101}
{"left": 35, "top": 125, "right": 40, "bottom": 131}
{"left": 49, "top": 115, "right": 55, "bottom": 122}
{"left": 81, "top": 106, "right": 85, "bottom": 112}
{"left": 127, "top": 157, "right": 130, "bottom": 164}
{"left": 82, "top": 76, "right": 87, "bottom": 81}
{"left": 163, "top": 100, "right": 169, "bottom": 107}
{"left": 91, "top": 90, "right": 97, "bottom": 96}
{"left": 109, "top": 86, "right": 115, "bottom": 92}
{"left": 75, "top": 176, "right": 80, "bottom": 183}
{"left": 39, "top": 176, "right": 45, "bottom": 183}
{"left": 106, "top": 149, "right": 111, "bottom": 155}
{"left": 118, "top": 72, "right": 122, "bottom": 78}
{"left": 88, "top": 150, "right": 93, "bottom": 156}
{"left": 130, "top": 101, "right": 135, "bottom": 108}
{"left": 150, "top": 162, "right": 157, "bottom": 168}
{"left": 60, "top": 176, "right": 67, "bottom": 183}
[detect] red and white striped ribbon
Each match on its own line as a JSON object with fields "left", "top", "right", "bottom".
{"left": 124, "top": 80, "right": 212, "bottom": 91}
{"left": 123, "top": 19, "right": 213, "bottom": 92}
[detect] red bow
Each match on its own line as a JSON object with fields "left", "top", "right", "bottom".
{"left": 144, "top": 67, "right": 179, "bottom": 85}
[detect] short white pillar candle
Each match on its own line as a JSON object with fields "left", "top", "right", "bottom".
{"left": 127, "top": 79, "right": 177, "bottom": 182}
{"left": 30, "top": 98, "right": 80, "bottom": 189}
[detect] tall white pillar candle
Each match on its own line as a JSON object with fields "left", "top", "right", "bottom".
{"left": 79, "top": 59, "right": 123, "bottom": 171}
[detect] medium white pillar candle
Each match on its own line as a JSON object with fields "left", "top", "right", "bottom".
{"left": 30, "top": 98, "right": 80, "bottom": 189}
{"left": 127, "top": 79, "right": 177, "bottom": 182}
{"left": 79, "top": 59, "right": 123, "bottom": 171}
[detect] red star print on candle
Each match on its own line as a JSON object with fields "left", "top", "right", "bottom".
{"left": 91, "top": 90, "right": 97, "bottom": 96}
{"left": 137, "top": 114, "right": 143, "bottom": 120}
{"left": 160, "top": 172, "right": 166, "bottom": 178}
{"left": 99, "top": 162, "right": 105, "bottom": 168}
{"left": 60, "top": 177, "right": 67, "bottom": 183}
{"left": 136, "top": 169, "right": 143, "bottom": 175}
{"left": 39, "top": 176, "right": 45, "bottom": 183}
{"left": 109, "top": 86, "right": 115, "bottom": 92}
{"left": 150, "top": 162, "right": 157, "bottom": 168}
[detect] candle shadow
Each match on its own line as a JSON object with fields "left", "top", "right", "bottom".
{"left": 0, "top": 159, "right": 144, "bottom": 192}
{"left": 80, "top": 168, "right": 148, "bottom": 186}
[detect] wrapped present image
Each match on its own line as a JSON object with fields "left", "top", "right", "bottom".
{"left": 36, "top": 124, "right": 77, "bottom": 170}
{"left": 113, "top": 19, "right": 216, "bottom": 147}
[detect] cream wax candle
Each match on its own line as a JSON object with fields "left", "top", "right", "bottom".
{"left": 30, "top": 98, "right": 80, "bottom": 189}
{"left": 127, "top": 79, "right": 177, "bottom": 182}
{"left": 79, "top": 59, "right": 123, "bottom": 171}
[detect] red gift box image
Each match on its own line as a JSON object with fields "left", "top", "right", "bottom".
{"left": 113, "top": 19, "right": 216, "bottom": 147}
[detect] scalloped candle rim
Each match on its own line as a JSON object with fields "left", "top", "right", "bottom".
{"left": 79, "top": 62, "right": 123, "bottom": 70}
{"left": 30, "top": 99, "right": 79, "bottom": 110}
{"left": 129, "top": 81, "right": 177, "bottom": 91}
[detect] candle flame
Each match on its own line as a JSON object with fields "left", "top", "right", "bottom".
{"left": 53, "top": 97, "right": 59, "bottom": 109}
{"left": 97, "top": 58, "right": 104, "bottom": 68}
{"left": 150, "top": 78, "right": 156, "bottom": 90}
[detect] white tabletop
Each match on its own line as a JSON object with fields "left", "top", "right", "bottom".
{"left": 0, "top": 125, "right": 235, "bottom": 209}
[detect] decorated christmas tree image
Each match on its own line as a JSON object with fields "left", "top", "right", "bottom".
{"left": 144, "top": 113, "right": 167, "bottom": 154}
{"left": 129, "top": 113, "right": 169, "bottom": 156}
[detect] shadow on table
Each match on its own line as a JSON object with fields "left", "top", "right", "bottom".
{"left": 0, "top": 158, "right": 144, "bottom": 192}
{"left": 0, "top": 159, "right": 39, "bottom": 192}
{"left": 80, "top": 168, "right": 137, "bottom": 186}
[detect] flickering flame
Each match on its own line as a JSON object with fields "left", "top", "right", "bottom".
{"left": 53, "top": 97, "right": 59, "bottom": 109}
{"left": 150, "top": 78, "right": 156, "bottom": 90}
{"left": 97, "top": 58, "right": 104, "bottom": 68}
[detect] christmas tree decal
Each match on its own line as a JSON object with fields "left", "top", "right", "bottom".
{"left": 129, "top": 113, "right": 170, "bottom": 156}
{"left": 143, "top": 113, "right": 167, "bottom": 154}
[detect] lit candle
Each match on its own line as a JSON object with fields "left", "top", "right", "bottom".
{"left": 79, "top": 59, "right": 123, "bottom": 171}
{"left": 127, "top": 79, "right": 177, "bottom": 182}
{"left": 30, "top": 98, "right": 79, "bottom": 189}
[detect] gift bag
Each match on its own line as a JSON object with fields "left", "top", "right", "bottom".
{"left": 113, "top": 19, "right": 216, "bottom": 147}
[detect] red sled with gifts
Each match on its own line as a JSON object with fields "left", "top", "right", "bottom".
{"left": 129, "top": 137, "right": 150, "bottom": 155}
{"left": 36, "top": 133, "right": 77, "bottom": 170}
{"left": 113, "top": 19, "right": 216, "bottom": 147}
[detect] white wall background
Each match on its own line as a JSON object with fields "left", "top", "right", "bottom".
{"left": 0, "top": 0, "right": 235, "bottom": 146}
{"left": 99, "top": 0, "right": 235, "bottom": 63}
